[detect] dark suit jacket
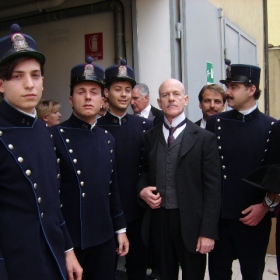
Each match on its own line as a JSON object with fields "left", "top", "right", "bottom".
{"left": 148, "top": 105, "right": 164, "bottom": 126}
{"left": 195, "top": 119, "right": 202, "bottom": 126}
{"left": 137, "top": 120, "right": 221, "bottom": 254}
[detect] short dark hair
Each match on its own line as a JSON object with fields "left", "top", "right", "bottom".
{"left": 198, "top": 84, "right": 226, "bottom": 103}
{"left": 245, "top": 84, "right": 261, "bottom": 100}
{"left": 0, "top": 56, "right": 44, "bottom": 81}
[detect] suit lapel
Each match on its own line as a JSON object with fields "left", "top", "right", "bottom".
{"left": 178, "top": 121, "right": 198, "bottom": 161}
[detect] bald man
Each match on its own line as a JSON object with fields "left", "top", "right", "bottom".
{"left": 138, "top": 79, "right": 221, "bottom": 280}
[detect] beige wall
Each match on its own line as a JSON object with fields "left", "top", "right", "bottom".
{"left": 208, "top": 0, "right": 265, "bottom": 112}
{"left": 268, "top": 0, "right": 280, "bottom": 46}
{"left": 268, "top": 48, "right": 280, "bottom": 119}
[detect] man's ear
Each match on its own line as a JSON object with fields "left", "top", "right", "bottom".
{"left": 104, "top": 88, "right": 109, "bottom": 98}
{"left": 248, "top": 85, "right": 256, "bottom": 97}
{"left": 157, "top": 98, "right": 162, "bottom": 109}
{"left": 0, "top": 79, "right": 5, "bottom": 94}
{"left": 69, "top": 96, "right": 73, "bottom": 107}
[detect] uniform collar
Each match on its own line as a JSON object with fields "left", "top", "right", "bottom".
{"left": 105, "top": 111, "right": 128, "bottom": 125}
{"left": 0, "top": 99, "right": 36, "bottom": 127}
{"left": 232, "top": 107, "right": 260, "bottom": 122}
{"left": 68, "top": 113, "right": 94, "bottom": 130}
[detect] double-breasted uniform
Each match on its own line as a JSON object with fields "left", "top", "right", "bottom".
{"left": 50, "top": 114, "right": 126, "bottom": 250}
{"left": 206, "top": 108, "right": 276, "bottom": 279}
{"left": 0, "top": 100, "right": 72, "bottom": 280}
{"left": 97, "top": 112, "right": 152, "bottom": 280}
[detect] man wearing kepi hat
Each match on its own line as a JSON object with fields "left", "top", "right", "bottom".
{"left": 0, "top": 24, "right": 82, "bottom": 279}
{"left": 50, "top": 57, "right": 129, "bottom": 279}
{"left": 206, "top": 64, "right": 276, "bottom": 280}
{"left": 261, "top": 120, "right": 280, "bottom": 275}
{"left": 97, "top": 59, "right": 152, "bottom": 280}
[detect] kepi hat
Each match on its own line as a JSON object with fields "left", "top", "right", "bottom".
{"left": 105, "top": 59, "right": 136, "bottom": 87}
{"left": 220, "top": 64, "right": 261, "bottom": 89}
{"left": 70, "top": 56, "right": 104, "bottom": 88}
{"left": 0, "top": 23, "right": 45, "bottom": 65}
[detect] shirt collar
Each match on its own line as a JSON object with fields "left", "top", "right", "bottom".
{"left": 164, "top": 112, "right": 186, "bottom": 127}
{"left": 239, "top": 103, "right": 257, "bottom": 115}
{"left": 139, "top": 104, "right": 151, "bottom": 119}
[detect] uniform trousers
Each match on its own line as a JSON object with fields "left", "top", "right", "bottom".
{"left": 74, "top": 237, "right": 116, "bottom": 280}
{"left": 151, "top": 208, "right": 206, "bottom": 280}
{"left": 208, "top": 215, "right": 271, "bottom": 280}
{"left": 119, "top": 219, "right": 148, "bottom": 280}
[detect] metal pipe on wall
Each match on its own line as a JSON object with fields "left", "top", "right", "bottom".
{"left": 0, "top": 0, "right": 126, "bottom": 64}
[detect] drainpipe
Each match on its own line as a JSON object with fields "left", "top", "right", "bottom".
{"left": 0, "top": 0, "right": 66, "bottom": 18}
{"left": 0, "top": 0, "right": 126, "bottom": 64}
{"left": 263, "top": 0, "right": 269, "bottom": 115}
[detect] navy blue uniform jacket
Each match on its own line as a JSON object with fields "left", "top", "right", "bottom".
{"left": 51, "top": 114, "right": 126, "bottom": 249}
{"left": 0, "top": 100, "right": 72, "bottom": 280}
{"left": 206, "top": 108, "right": 276, "bottom": 220}
{"left": 97, "top": 112, "right": 153, "bottom": 223}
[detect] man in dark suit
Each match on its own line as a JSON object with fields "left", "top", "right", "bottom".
{"left": 195, "top": 84, "right": 226, "bottom": 128}
{"left": 131, "top": 82, "right": 164, "bottom": 125}
{"left": 206, "top": 64, "right": 276, "bottom": 280}
{"left": 0, "top": 24, "right": 82, "bottom": 280}
{"left": 138, "top": 78, "right": 221, "bottom": 280}
{"left": 97, "top": 60, "right": 153, "bottom": 280}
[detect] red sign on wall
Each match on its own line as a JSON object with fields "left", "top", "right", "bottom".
{"left": 85, "top": 32, "right": 103, "bottom": 61}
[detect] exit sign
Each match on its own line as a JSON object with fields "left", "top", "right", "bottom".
{"left": 206, "top": 61, "right": 214, "bottom": 84}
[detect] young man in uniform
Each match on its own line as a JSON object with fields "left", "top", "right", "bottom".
{"left": 97, "top": 59, "right": 153, "bottom": 280}
{"left": 206, "top": 64, "right": 276, "bottom": 280}
{"left": 0, "top": 24, "right": 82, "bottom": 280}
{"left": 50, "top": 57, "right": 129, "bottom": 280}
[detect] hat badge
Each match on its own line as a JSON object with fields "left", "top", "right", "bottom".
{"left": 117, "top": 59, "right": 128, "bottom": 77}
{"left": 226, "top": 65, "right": 231, "bottom": 78}
{"left": 83, "top": 56, "right": 95, "bottom": 78}
{"left": 11, "top": 24, "right": 29, "bottom": 52}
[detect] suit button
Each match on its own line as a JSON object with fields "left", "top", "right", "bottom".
{"left": 8, "top": 144, "right": 14, "bottom": 150}
{"left": 41, "top": 213, "right": 44, "bottom": 218}
{"left": 82, "top": 193, "right": 86, "bottom": 198}
{"left": 34, "top": 183, "right": 37, "bottom": 189}
{"left": 38, "top": 197, "right": 42, "bottom": 203}
{"left": 80, "top": 181, "right": 85, "bottom": 186}
{"left": 223, "top": 175, "right": 227, "bottom": 179}
{"left": 25, "top": 169, "right": 31, "bottom": 176}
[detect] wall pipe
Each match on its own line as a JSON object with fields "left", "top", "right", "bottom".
{"left": 0, "top": 0, "right": 66, "bottom": 18}
{"left": 0, "top": 0, "right": 126, "bottom": 64}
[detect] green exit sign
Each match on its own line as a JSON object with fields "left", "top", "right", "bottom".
{"left": 206, "top": 61, "right": 214, "bottom": 84}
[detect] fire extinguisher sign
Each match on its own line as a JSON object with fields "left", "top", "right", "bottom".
{"left": 85, "top": 33, "right": 103, "bottom": 61}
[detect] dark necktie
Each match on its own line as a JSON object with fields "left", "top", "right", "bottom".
{"left": 163, "top": 119, "right": 186, "bottom": 147}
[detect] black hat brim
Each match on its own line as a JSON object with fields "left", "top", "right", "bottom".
{"left": 105, "top": 76, "right": 136, "bottom": 88}
{"left": 242, "top": 164, "right": 280, "bottom": 193}
{"left": 0, "top": 50, "right": 45, "bottom": 65}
